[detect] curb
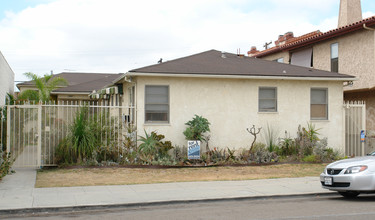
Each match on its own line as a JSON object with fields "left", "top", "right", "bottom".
{"left": 0, "top": 192, "right": 336, "bottom": 217}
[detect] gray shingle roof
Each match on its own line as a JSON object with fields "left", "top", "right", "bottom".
{"left": 129, "top": 50, "right": 354, "bottom": 79}
{"left": 17, "top": 72, "right": 123, "bottom": 93}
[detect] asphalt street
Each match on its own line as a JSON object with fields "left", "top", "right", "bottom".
{"left": 4, "top": 194, "right": 375, "bottom": 220}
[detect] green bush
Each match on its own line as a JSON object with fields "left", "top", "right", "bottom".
{"left": 262, "top": 123, "right": 279, "bottom": 152}
{"left": 138, "top": 130, "right": 174, "bottom": 164}
{"left": 0, "top": 151, "right": 14, "bottom": 180}
{"left": 171, "top": 145, "right": 187, "bottom": 165}
{"left": 183, "top": 115, "right": 210, "bottom": 141}
{"left": 55, "top": 138, "right": 75, "bottom": 165}
{"left": 278, "top": 132, "right": 299, "bottom": 156}
{"left": 120, "top": 125, "right": 138, "bottom": 165}
{"left": 70, "top": 107, "right": 96, "bottom": 162}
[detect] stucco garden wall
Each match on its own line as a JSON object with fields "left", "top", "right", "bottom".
{"left": 132, "top": 76, "right": 345, "bottom": 152}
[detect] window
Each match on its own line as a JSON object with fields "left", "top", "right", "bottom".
{"left": 145, "top": 85, "right": 169, "bottom": 123}
{"left": 259, "top": 87, "right": 277, "bottom": 112}
{"left": 273, "top": 57, "right": 284, "bottom": 63}
{"left": 311, "top": 88, "right": 328, "bottom": 120}
{"left": 331, "top": 43, "right": 338, "bottom": 72}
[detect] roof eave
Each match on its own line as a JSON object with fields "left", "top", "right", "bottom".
{"left": 50, "top": 91, "right": 90, "bottom": 95}
{"left": 127, "top": 72, "right": 357, "bottom": 82}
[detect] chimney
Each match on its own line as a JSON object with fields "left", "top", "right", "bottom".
{"left": 275, "top": 32, "right": 294, "bottom": 46}
{"left": 338, "top": 0, "right": 362, "bottom": 28}
{"left": 247, "top": 46, "right": 259, "bottom": 57}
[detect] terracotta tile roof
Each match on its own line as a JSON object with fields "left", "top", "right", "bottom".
{"left": 248, "top": 31, "right": 321, "bottom": 57}
{"left": 130, "top": 50, "right": 354, "bottom": 79}
{"left": 253, "top": 16, "right": 375, "bottom": 58}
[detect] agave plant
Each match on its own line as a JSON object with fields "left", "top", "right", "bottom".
{"left": 138, "top": 130, "right": 159, "bottom": 159}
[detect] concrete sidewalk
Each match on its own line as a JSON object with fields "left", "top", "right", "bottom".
{"left": 0, "top": 167, "right": 331, "bottom": 213}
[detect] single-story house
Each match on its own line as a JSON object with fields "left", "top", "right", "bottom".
{"left": 17, "top": 72, "right": 124, "bottom": 104}
{"left": 111, "top": 50, "right": 355, "bottom": 151}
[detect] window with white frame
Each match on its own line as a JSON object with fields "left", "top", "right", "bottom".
{"left": 145, "top": 85, "right": 169, "bottom": 123}
{"left": 311, "top": 88, "right": 328, "bottom": 120}
{"left": 259, "top": 87, "right": 277, "bottom": 112}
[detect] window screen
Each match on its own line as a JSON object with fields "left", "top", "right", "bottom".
{"left": 311, "top": 88, "right": 328, "bottom": 120}
{"left": 145, "top": 85, "right": 169, "bottom": 123}
{"left": 259, "top": 87, "right": 277, "bottom": 112}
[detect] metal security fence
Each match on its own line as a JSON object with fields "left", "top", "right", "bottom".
{"left": 344, "top": 101, "right": 366, "bottom": 156}
{"left": 5, "top": 101, "right": 136, "bottom": 168}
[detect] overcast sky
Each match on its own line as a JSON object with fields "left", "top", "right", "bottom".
{"left": 1, "top": 0, "right": 375, "bottom": 86}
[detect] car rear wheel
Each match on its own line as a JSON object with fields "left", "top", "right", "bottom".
{"left": 338, "top": 191, "right": 360, "bottom": 198}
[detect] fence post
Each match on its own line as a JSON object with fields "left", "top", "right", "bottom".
{"left": 6, "top": 105, "right": 10, "bottom": 154}
{"left": 362, "top": 102, "right": 366, "bottom": 156}
{"left": 343, "top": 102, "right": 346, "bottom": 156}
{"left": 37, "top": 104, "right": 42, "bottom": 167}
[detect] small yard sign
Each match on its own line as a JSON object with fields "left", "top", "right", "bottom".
{"left": 361, "top": 130, "right": 365, "bottom": 143}
{"left": 188, "top": 140, "right": 200, "bottom": 159}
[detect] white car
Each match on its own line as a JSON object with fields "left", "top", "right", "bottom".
{"left": 320, "top": 152, "right": 375, "bottom": 198}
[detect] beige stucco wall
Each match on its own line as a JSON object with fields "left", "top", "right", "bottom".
{"left": 260, "top": 29, "right": 375, "bottom": 92}
{"left": 259, "top": 30, "right": 375, "bottom": 132}
{"left": 0, "top": 52, "right": 14, "bottom": 105}
{"left": 312, "top": 29, "right": 375, "bottom": 91}
{"left": 260, "top": 51, "right": 290, "bottom": 64}
{"left": 131, "top": 76, "right": 345, "bottom": 152}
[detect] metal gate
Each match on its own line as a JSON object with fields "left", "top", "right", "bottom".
{"left": 3, "top": 102, "right": 135, "bottom": 168}
{"left": 344, "top": 101, "right": 366, "bottom": 156}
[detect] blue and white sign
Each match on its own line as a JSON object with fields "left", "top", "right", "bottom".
{"left": 361, "top": 130, "right": 366, "bottom": 143}
{"left": 188, "top": 141, "right": 200, "bottom": 159}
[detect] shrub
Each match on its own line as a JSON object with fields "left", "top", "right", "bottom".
{"left": 171, "top": 145, "right": 187, "bottom": 165}
{"left": 313, "top": 138, "right": 341, "bottom": 162}
{"left": 70, "top": 107, "right": 96, "bottom": 162}
{"left": 183, "top": 115, "right": 210, "bottom": 141}
{"left": 262, "top": 123, "right": 279, "bottom": 152}
{"left": 209, "top": 147, "right": 226, "bottom": 164}
{"left": 249, "top": 142, "right": 278, "bottom": 163}
{"left": 55, "top": 106, "right": 121, "bottom": 165}
{"left": 0, "top": 150, "right": 14, "bottom": 180}
{"left": 55, "top": 138, "right": 75, "bottom": 165}
{"left": 296, "top": 123, "right": 321, "bottom": 156}
{"left": 278, "top": 131, "right": 299, "bottom": 156}
{"left": 120, "top": 125, "right": 138, "bottom": 165}
{"left": 138, "top": 130, "right": 174, "bottom": 164}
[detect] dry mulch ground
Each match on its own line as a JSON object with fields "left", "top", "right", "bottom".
{"left": 35, "top": 163, "right": 326, "bottom": 188}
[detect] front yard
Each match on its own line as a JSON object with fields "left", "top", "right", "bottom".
{"left": 35, "top": 163, "right": 326, "bottom": 187}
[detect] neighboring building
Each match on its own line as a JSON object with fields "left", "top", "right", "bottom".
{"left": 0, "top": 51, "right": 14, "bottom": 105}
{"left": 112, "top": 50, "right": 354, "bottom": 152}
{"left": 17, "top": 72, "right": 124, "bottom": 104}
{"left": 248, "top": 0, "right": 375, "bottom": 147}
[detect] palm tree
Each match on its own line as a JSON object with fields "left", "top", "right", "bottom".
{"left": 18, "top": 72, "right": 68, "bottom": 102}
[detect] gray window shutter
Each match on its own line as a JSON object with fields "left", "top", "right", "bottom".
{"left": 290, "top": 48, "right": 313, "bottom": 67}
